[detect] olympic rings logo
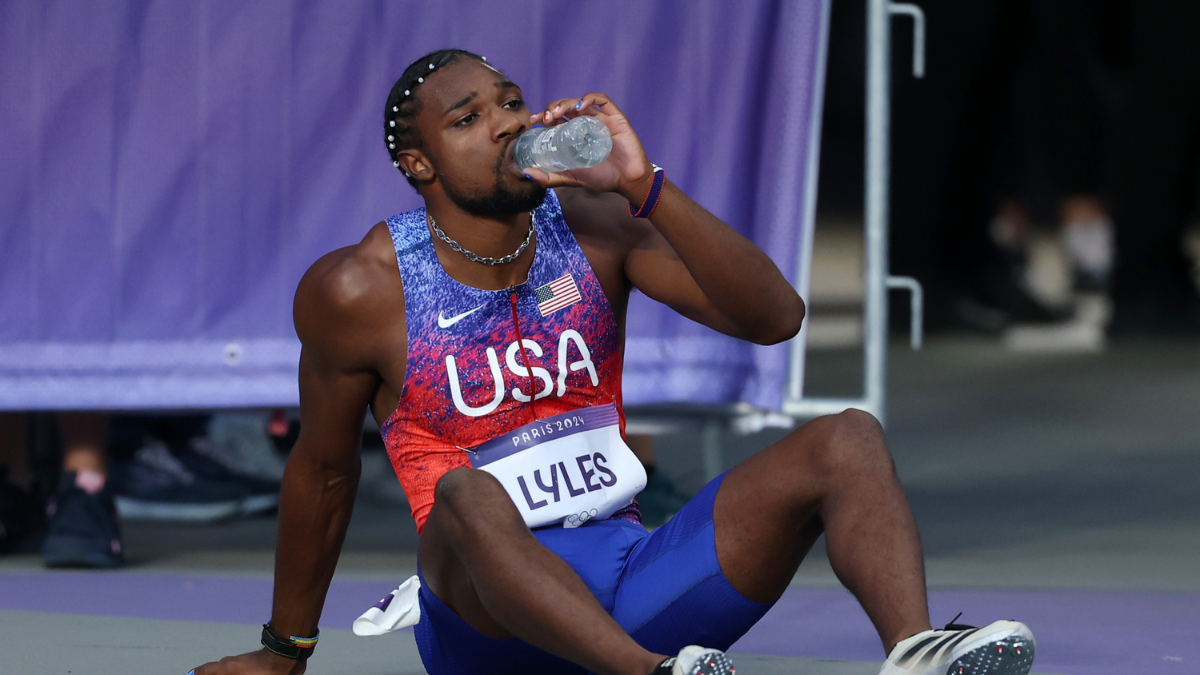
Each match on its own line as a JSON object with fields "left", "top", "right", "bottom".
{"left": 564, "top": 508, "right": 600, "bottom": 527}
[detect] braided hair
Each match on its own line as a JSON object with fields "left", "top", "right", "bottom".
{"left": 384, "top": 49, "right": 494, "bottom": 189}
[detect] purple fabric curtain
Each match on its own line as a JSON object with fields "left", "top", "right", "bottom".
{"left": 0, "top": 0, "right": 827, "bottom": 411}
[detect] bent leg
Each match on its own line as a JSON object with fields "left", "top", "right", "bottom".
{"left": 418, "top": 467, "right": 664, "bottom": 675}
{"left": 58, "top": 412, "right": 109, "bottom": 475}
{"left": 713, "top": 409, "right": 931, "bottom": 652}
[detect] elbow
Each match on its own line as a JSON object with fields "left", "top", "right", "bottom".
{"left": 751, "top": 295, "right": 806, "bottom": 346}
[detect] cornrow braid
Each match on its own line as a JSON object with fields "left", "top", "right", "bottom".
{"left": 384, "top": 48, "right": 494, "bottom": 189}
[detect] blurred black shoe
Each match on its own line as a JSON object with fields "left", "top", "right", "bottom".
{"left": 43, "top": 471, "right": 124, "bottom": 568}
{"left": 0, "top": 472, "right": 45, "bottom": 555}
{"left": 921, "top": 271, "right": 1072, "bottom": 334}
{"left": 109, "top": 441, "right": 246, "bottom": 523}
{"left": 181, "top": 436, "right": 280, "bottom": 517}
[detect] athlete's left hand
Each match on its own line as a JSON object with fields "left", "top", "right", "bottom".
{"left": 521, "top": 93, "right": 655, "bottom": 202}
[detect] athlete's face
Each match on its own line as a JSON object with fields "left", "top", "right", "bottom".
{"left": 413, "top": 60, "right": 545, "bottom": 217}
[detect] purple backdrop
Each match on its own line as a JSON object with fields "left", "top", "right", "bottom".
{"left": 0, "top": 0, "right": 828, "bottom": 411}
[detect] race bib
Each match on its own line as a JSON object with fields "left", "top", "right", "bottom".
{"left": 468, "top": 403, "right": 646, "bottom": 529}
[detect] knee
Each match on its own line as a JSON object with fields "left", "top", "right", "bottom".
{"left": 433, "top": 467, "right": 508, "bottom": 517}
{"left": 802, "top": 408, "right": 893, "bottom": 478}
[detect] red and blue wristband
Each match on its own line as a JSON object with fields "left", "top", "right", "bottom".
{"left": 629, "top": 164, "right": 665, "bottom": 218}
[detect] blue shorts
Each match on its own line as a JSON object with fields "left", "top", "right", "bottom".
{"left": 414, "top": 473, "right": 774, "bottom": 675}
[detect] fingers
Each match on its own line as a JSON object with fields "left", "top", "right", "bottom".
{"left": 574, "top": 92, "right": 619, "bottom": 118}
{"left": 529, "top": 101, "right": 575, "bottom": 128}
{"left": 528, "top": 93, "right": 619, "bottom": 128}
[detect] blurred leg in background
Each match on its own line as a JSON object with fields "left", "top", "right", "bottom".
{"left": 891, "top": 0, "right": 1062, "bottom": 332}
{"left": 1032, "top": 1, "right": 1117, "bottom": 295}
{"left": 990, "top": 0, "right": 1117, "bottom": 325}
{"left": 43, "top": 412, "right": 124, "bottom": 568}
{"left": 892, "top": 0, "right": 1117, "bottom": 332}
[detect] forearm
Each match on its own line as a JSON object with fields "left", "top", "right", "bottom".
{"left": 268, "top": 446, "right": 361, "bottom": 638}
{"left": 619, "top": 177, "right": 805, "bottom": 343}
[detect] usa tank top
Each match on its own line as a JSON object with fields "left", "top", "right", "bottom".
{"left": 381, "top": 189, "right": 637, "bottom": 533}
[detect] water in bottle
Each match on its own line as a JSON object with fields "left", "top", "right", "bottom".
{"left": 513, "top": 116, "right": 613, "bottom": 173}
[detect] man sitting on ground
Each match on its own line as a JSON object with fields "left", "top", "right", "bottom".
{"left": 192, "top": 49, "right": 1035, "bottom": 675}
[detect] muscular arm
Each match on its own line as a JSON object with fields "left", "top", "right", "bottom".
{"left": 620, "top": 179, "right": 804, "bottom": 344}
{"left": 531, "top": 95, "right": 805, "bottom": 345}
{"left": 271, "top": 236, "right": 405, "bottom": 637}
{"left": 267, "top": 351, "right": 372, "bottom": 641}
{"left": 195, "top": 229, "right": 403, "bottom": 675}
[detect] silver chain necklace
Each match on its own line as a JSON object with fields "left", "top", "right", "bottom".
{"left": 427, "top": 211, "right": 535, "bottom": 266}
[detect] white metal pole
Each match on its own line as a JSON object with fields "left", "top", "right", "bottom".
{"left": 864, "top": 0, "right": 892, "bottom": 425}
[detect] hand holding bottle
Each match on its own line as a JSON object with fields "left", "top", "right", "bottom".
{"left": 520, "top": 93, "right": 657, "bottom": 205}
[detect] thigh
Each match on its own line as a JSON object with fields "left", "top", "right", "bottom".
{"left": 414, "top": 570, "right": 584, "bottom": 675}
{"left": 416, "top": 518, "right": 641, "bottom": 675}
{"left": 416, "top": 477, "right": 521, "bottom": 640}
{"left": 612, "top": 475, "right": 775, "bottom": 655}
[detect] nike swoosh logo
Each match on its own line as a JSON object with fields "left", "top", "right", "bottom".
{"left": 437, "top": 306, "right": 482, "bottom": 329}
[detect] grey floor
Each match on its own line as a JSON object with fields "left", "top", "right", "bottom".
{"left": 3, "top": 336, "right": 1197, "bottom": 674}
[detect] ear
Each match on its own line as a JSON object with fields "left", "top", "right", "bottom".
{"left": 397, "top": 150, "right": 434, "bottom": 182}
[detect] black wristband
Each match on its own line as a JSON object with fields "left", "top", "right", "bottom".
{"left": 261, "top": 623, "right": 317, "bottom": 661}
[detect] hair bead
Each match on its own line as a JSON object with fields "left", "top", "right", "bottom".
{"left": 404, "top": 90, "right": 410, "bottom": 96}
{"left": 393, "top": 160, "right": 400, "bottom": 167}
{"left": 389, "top": 120, "right": 396, "bottom": 127}
{"left": 388, "top": 143, "right": 395, "bottom": 149}
{"left": 387, "top": 135, "right": 394, "bottom": 141}
{"left": 428, "top": 63, "right": 435, "bottom": 69}
{"left": 417, "top": 77, "right": 423, "bottom": 83}
{"left": 392, "top": 106, "right": 399, "bottom": 112}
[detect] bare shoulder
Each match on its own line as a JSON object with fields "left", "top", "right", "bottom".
{"left": 294, "top": 222, "right": 403, "bottom": 368}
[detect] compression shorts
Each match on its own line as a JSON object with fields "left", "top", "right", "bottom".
{"left": 414, "top": 473, "right": 773, "bottom": 675}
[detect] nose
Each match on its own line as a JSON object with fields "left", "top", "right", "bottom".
{"left": 495, "top": 110, "right": 525, "bottom": 142}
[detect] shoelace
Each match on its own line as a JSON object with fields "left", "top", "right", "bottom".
{"left": 942, "top": 612, "right": 977, "bottom": 632}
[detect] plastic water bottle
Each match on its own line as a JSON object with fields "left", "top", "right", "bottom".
{"left": 513, "top": 116, "right": 613, "bottom": 173}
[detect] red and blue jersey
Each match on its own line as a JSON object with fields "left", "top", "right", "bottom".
{"left": 381, "top": 189, "right": 631, "bottom": 533}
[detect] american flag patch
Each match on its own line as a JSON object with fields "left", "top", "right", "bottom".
{"left": 535, "top": 273, "right": 582, "bottom": 316}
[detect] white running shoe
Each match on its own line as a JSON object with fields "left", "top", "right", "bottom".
{"left": 659, "top": 646, "right": 735, "bottom": 675}
{"left": 879, "top": 619, "right": 1035, "bottom": 675}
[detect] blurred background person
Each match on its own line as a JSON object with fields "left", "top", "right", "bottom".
{"left": 0, "top": 412, "right": 283, "bottom": 568}
{"left": 885, "top": 0, "right": 1121, "bottom": 332}
{"left": 0, "top": 412, "right": 123, "bottom": 567}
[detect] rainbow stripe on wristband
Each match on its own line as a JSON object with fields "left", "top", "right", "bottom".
{"left": 261, "top": 623, "right": 319, "bottom": 660}
{"left": 289, "top": 633, "right": 320, "bottom": 648}
{"left": 629, "top": 164, "right": 665, "bottom": 218}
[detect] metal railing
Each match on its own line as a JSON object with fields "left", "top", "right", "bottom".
{"left": 629, "top": 1, "right": 928, "bottom": 481}
{"left": 781, "top": 0, "right": 926, "bottom": 428}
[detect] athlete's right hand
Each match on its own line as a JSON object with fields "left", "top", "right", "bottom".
{"left": 188, "top": 648, "right": 305, "bottom": 675}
